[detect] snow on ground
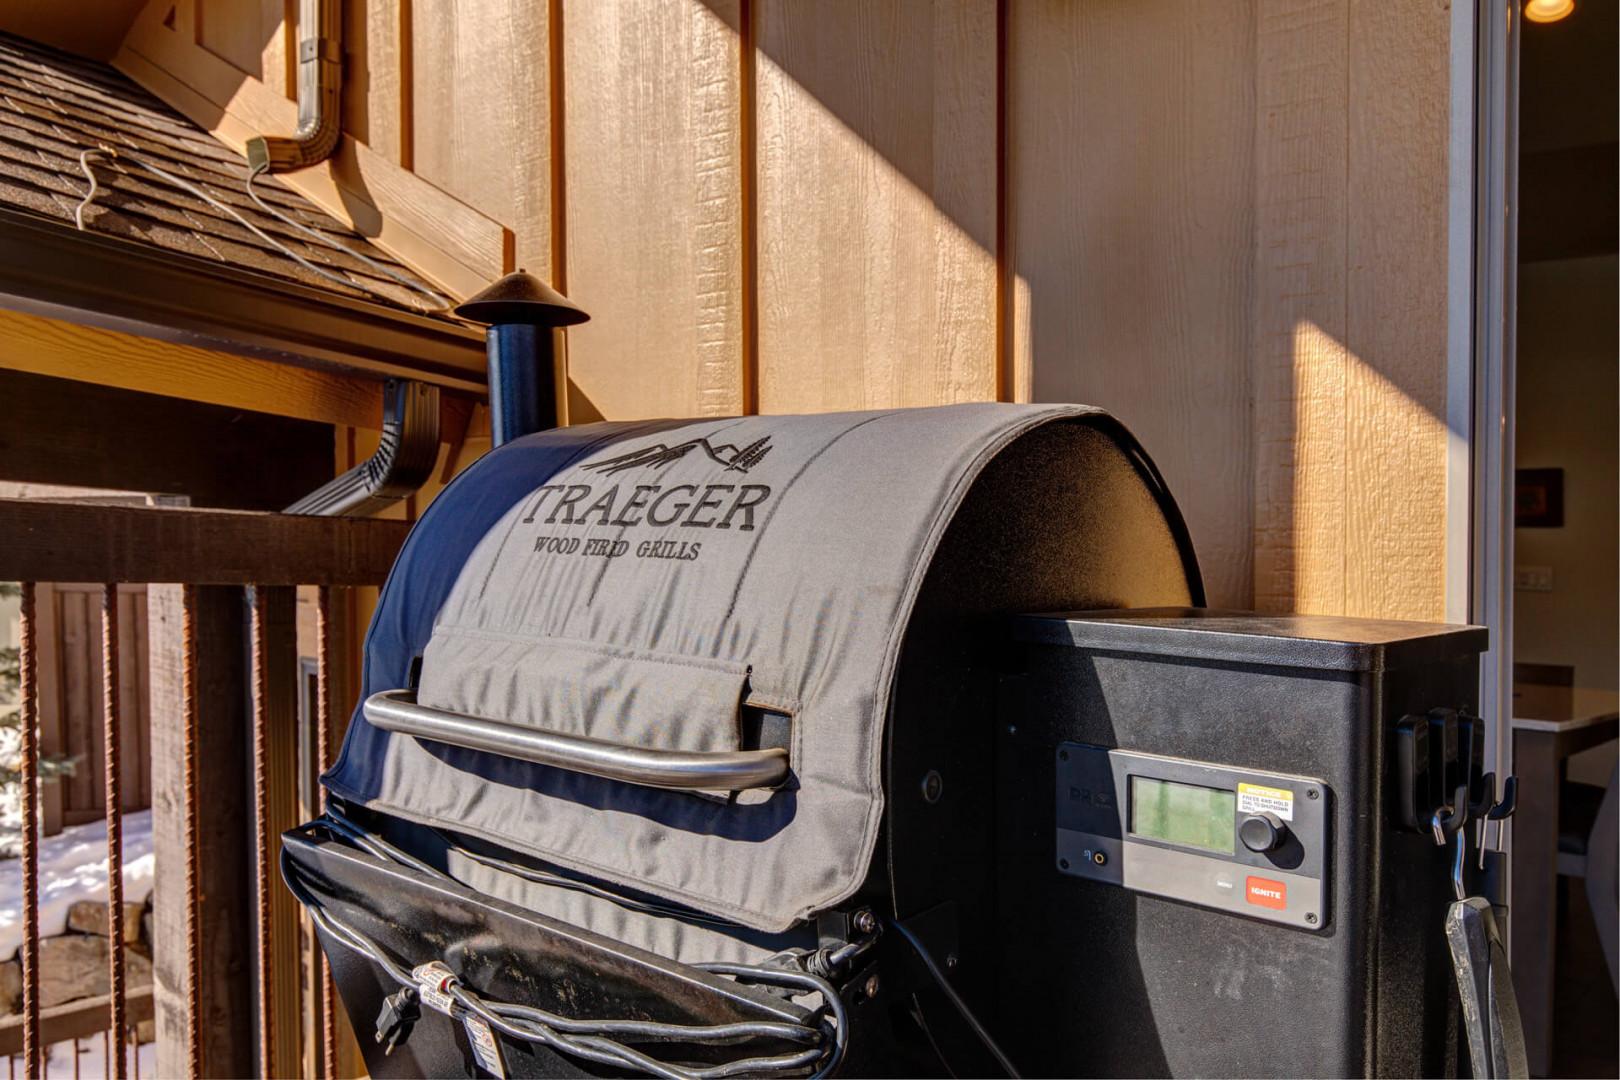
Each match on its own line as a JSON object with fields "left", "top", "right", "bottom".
{"left": 0, "top": 810, "right": 154, "bottom": 961}
{"left": 0, "top": 813, "right": 159, "bottom": 1073}
{"left": 10, "top": 1035, "right": 156, "bottom": 1079}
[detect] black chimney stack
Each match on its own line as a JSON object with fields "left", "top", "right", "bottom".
{"left": 455, "top": 270, "right": 590, "bottom": 446}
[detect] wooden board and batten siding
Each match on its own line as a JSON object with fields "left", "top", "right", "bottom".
{"left": 109, "top": 0, "right": 1457, "bottom": 618}
{"left": 29, "top": 582, "right": 153, "bottom": 837}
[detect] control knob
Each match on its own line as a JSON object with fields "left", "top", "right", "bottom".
{"left": 1239, "top": 811, "right": 1288, "bottom": 854}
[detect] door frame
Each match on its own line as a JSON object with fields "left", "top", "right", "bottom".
{"left": 1447, "top": 0, "right": 1520, "bottom": 872}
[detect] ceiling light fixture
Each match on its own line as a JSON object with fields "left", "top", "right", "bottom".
{"left": 1524, "top": 0, "right": 1574, "bottom": 23}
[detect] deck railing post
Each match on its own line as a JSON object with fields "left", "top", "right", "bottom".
{"left": 249, "top": 587, "right": 275, "bottom": 1079}
{"left": 0, "top": 500, "right": 410, "bottom": 1079}
{"left": 148, "top": 586, "right": 254, "bottom": 1080}
{"left": 247, "top": 586, "right": 301, "bottom": 1080}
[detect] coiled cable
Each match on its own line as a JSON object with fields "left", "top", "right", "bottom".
{"left": 71, "top": 147, "right": 451, "bottom": 312}
{"left": 284, "top": 818, "right": 847, "bottom": 1077}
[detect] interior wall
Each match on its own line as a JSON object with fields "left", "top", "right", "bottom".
{"left": 1513, "top": 255, "right": 1619, "bottom": 695}
{"left": 106, "top": 0, "right": 1459, "bottom": 617}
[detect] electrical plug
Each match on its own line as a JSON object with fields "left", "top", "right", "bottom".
{"left": 375, "top": 986, "right": 422, "bottom": 1056}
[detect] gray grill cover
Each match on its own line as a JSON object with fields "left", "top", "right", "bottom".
{"left": 326, "top": 404, "right": 1191, "bottom": 932}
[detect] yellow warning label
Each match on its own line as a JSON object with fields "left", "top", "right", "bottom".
{"left": 1238, "top": 782, "right": 1295, "bottom": 822}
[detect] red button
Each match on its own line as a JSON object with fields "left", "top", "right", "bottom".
{"left": 1246, "top": 876, "right": 1287, "bottom": 909}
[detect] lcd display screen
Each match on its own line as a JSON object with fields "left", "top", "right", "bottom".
{"left": 1129, "top": 776, "right": 1235, "bottom": 854}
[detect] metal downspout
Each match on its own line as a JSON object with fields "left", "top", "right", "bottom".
{"left": 285, "top": 379, "right": 441, "bottom": 517}
{"left": 247, "top": 0, "right": 343, "bottom": 174}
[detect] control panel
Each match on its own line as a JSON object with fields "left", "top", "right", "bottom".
{"left": 1055, "top": 744, "right": 1330, "bottom": 929}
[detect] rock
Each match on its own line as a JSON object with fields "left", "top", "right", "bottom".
{"left": 66, "top": 901, "right": 145, "bottom": 944}
{"left": 126, "top": 947, "right": 153, "bottom": 988}
{"left": 38, "top": 934, "right": 153, "bottom": 1009}
{"left": 38, "top": 935, "right": 103, "bottom": 1009}
{"left": 0, "top": 958, "right": 20, "bottom": 1017}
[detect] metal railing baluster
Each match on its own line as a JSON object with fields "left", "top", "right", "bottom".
{"left": 18, "top": 582, "right": 40, "bottom": 1080}
{"left": 249, "top": 587, "right": 276, "bottom": 1080}
{"left": 180, "top": 585, "right": 203, "bottom": 1080}
{"left": 0, "top": 502, "right": 411, "bottom": 1077}
{"left": 314, "top": 586, "right": 337, "bottom": 1080}
{"left": 101, "top": 584, "right": 127, "bottom": 1080}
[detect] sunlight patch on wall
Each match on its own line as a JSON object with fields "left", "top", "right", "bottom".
{"left": 752, "top": 31, "right": 997, "bottom": 412}
{"left": 1261, "top": 318, "right": 1447, "bottom": 622}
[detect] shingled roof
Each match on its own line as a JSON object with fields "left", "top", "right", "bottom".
{"left": 0, "top": 31, "right": 443, "bottom": 313}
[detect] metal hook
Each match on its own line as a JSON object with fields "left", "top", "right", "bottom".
{"left": 1431, "top": 787, "right": 1471, "bottom": 900}
{"left": 1450, "top": 822, "right": 1468, "bottom": 901}
{"left": 1471, "top": 772, "right": 1496, "bottom": 870}
{"left": 1430, "top": 805, "right": 1452, "bottom": 847}
{"left": 1430, "top": 785, "right": 1469, "bottom": 845}
{"left": 1438, "top": 806, "right": 1477, "bottom": 900}
{"left": 1487, "top": 776, "right": 1518, "bottom": 820}
{"left": 1469, "top": 771, "right": 1497, "bottom": 820}
{"left": 1478, "top": 775, "right": 1519, "bottom": 871}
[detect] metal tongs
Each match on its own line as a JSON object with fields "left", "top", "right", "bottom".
{"left": 1432, "top": 776, "right": 1528, "bottom": 1080}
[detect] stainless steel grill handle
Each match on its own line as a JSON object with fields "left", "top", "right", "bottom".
{"left": 362, "top": 689, "right": 789, "bottom": 792}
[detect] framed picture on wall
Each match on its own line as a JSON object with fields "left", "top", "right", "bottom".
{"left": 1515, "top": 468, "right": 1564, "bottom": 528}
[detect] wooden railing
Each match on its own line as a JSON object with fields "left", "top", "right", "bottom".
{"left": 1, "top": 498, "right": 410, "bottom": 1079}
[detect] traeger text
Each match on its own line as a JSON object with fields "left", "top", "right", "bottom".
{"left": 521, "top": 483, "right": 771, "bottom": 532}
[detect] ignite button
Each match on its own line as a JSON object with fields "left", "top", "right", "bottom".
{"left": 1245, "top": 876, "right": 1287, "bottom": 910}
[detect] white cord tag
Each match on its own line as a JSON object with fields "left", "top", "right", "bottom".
{"left": 410, "top": 961, "right": 507, "bottom": 1076}
{"left": 411, "top": 960, "right": 457, "bottom": 1016}
{"left": 462, "top": 1014, "right": 509, "bottom": 1078}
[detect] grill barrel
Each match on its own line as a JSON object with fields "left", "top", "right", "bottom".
{"left": 289, "top": 404, "right": 1484, "bottom": 1078}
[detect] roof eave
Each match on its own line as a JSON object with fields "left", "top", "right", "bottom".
{"left": 0, "top": 204, "right": 488, "bottom": 393}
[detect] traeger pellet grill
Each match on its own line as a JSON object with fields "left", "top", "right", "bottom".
{"left": 283, "top": 275, "right": 1525, "bottom": 1079}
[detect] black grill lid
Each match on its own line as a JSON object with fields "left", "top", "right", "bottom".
{"left": 325, "top": 404, "right": 1199, "bottom": 931}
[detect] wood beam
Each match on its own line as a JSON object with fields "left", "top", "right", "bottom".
{"left": 0, "top": 986, "right": 155, "bottom": 1057}
{"left": 0, "top": 368, "right": 335, "bottom": 511}
{"left": 0, "top": 307, "right": 385, "bottom": 430}
{"left": 0, "top": 202, "right": 488, "bottom": 394}
{"left": 0, "top": 500, "right": 411, "bottom": 586}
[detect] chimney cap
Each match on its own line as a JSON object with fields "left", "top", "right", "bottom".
{"left": 454, "top": 269, "right": 590, "bottom": 327}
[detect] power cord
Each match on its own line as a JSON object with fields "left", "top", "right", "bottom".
{"left": 885, "top": 916, "right": 1021, "bottom": 1079}
{"left": 71, "top": 146, "right": 451, "bottom": 313}
{"left": 285, "top": 818, "right": 849, "bottom": 1078}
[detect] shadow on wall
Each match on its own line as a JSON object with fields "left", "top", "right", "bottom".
{"left": 692, "top": 0, "right": 1453, "bottom": 618}
{"left": 68, "top": 1, "right": 1461, "bottom": 616}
